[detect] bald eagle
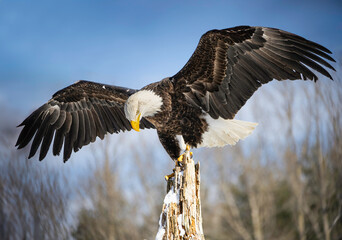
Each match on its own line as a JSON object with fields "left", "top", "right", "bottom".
{"left": 16, "top": 26, "right": 335, "bottom": 162}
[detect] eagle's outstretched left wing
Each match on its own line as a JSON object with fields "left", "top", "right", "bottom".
{"left": 172, "top": 26, "right": 335, "bottom": 119}
{"left": 16, "top": 80, "right": 155, "bottom": 162}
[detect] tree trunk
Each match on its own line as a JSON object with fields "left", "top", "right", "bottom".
{"left": 156, "top": 151, "right": 205, "bottom": 240}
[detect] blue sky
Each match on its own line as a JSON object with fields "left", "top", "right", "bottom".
{"left": 0, "top": 0, "right": 341, "bottom": 114}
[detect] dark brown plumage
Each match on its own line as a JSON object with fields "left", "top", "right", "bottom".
{"left": 16, "top": 26, "right": 335, "bottom": 162}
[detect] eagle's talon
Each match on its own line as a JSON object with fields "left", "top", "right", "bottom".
{"left": 165, "top": 172, "right": 174, "bottom": 181}
{"left": 177, "top": 154, "right": 184, "bottom": 163}
{"left": 186, "top": 144, "right": 191, "bottom": 151}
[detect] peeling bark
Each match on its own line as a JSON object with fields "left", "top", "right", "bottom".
{"left": 156, "top": 151, "right": 205, "bottom": 240}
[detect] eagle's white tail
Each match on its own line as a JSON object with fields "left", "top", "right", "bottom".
{"left": 198, "top": 116, "right": 258, "bottom": 148}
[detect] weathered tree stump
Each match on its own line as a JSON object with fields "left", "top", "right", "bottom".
{"left": 156, "top": 150, "right": 205, "bottom": 240}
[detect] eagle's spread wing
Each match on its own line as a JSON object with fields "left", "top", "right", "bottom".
{"left": 172, "top": 26, "right": 335, "bottom": 119}
{"left": 16, "top": 80, "right": 155, "bottom": 161}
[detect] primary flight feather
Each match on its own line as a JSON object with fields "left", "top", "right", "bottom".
{"left": 16, "top": 26, "right": 335, "bottom": 162}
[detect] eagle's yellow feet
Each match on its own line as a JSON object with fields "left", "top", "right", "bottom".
{"left": 177, "top": 145, "right": 193, "bottom": 164}
{"left": 165, "top": 145, "right": 193, "bottom": 181}
{"left": 165, "top": 172, "right": 174, "bottom": 181}
{"left": 186, "top": 144, "right": 193, "bottom": 157}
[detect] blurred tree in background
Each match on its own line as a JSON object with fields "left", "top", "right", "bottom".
{"left": 0, "top": 113, "right": 70, "bottom": 239}
{"left": 71, "top": 157, "right": 139, "bottom": 240}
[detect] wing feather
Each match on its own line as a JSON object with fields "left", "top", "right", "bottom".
{"left": 53, "top": 112, "right": 72, "bottom": 156}
{"left": 28, "top": 111, "right": 51, "bottom": 158}
{"left": 69, "top": 111, "right": 79, "bottom": 153}
{"left": 85, "top": 109, "right": 96, "bottom": 143}
{"left": 82, "top": 109, "right": 92, "bottom": 146}
{"left": 16, "top": 80, "right": 155, "bottom": 161}
{"left": 40, "top": 126, "right": 55, "bottom": 161}
{"left": 75, "top": 109, "right": 85, "bottom": 151}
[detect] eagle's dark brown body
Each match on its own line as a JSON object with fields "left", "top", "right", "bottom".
{"left": 142, "top": 79, "right": 208, "bottom": 159}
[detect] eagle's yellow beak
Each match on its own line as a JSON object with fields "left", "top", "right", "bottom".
{"left": 130, "top": 113, "right": 141, "bottom": 132}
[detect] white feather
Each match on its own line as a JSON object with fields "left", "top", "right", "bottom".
{"left": 198, "top": 115, "right": 258, "bottom": 148}
{"left": 176, "top": 135, "right": 186, "bottom": 151}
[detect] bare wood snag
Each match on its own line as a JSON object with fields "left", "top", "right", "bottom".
{"left": 156, "top": 151, "right": 205, "bottom": 240}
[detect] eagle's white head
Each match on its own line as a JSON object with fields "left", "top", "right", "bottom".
{"left": 124, "top": 90, "right": 163, "bottom": 131}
